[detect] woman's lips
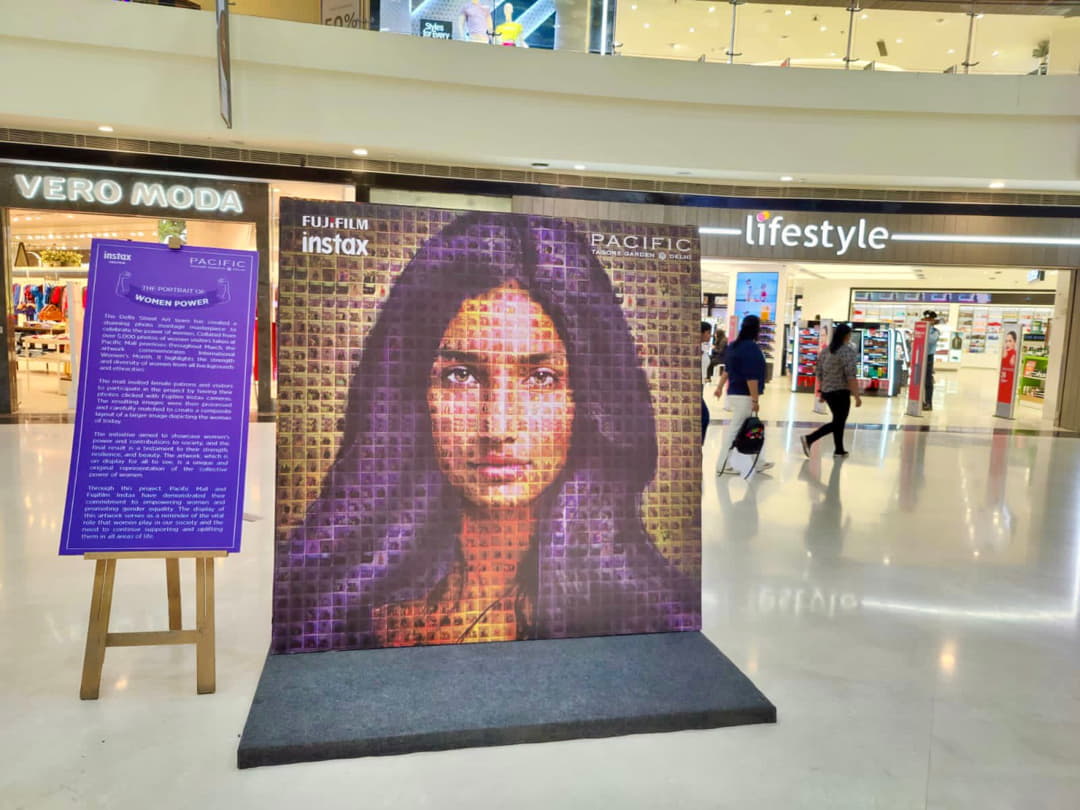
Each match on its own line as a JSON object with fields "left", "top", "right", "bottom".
{"left": 469, "top": 457, "right": 531, "bottom": 483}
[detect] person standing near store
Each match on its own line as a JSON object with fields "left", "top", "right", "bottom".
{"left": 801, "top": 323, "right": 862, "bottom": 458}
{"left": 714, "top": 315, "right": 772, "bottom": 473}
{"left": 701, "top": 322, "right": 713, "bottom": 443}
{"left": 922, "top": 311, "right": 941, "bottom": 411}
{"left": 706, "top": 327, "right": 727, "bottom": 383}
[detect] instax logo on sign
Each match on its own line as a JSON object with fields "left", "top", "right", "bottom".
{"left": 300, "top": 214, "right": 370, "bottom": 256}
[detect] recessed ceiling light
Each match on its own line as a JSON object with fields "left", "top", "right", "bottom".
{"left": 689, "top": 27, "right": 695, "bottom": 33}
{"left": 351, "top": 147, "right": 368, "bottom": 157}
{"left": 784, "top": 9, "right": 792, "bottom": 15}
{"left": 820, "top": 25, "right": 827, "bottom": 31}
{"left": 97, "top": 125, "right": 114, "bottom": 133}
{"left": 991, "top": 50, "right": 1000, "bottom": 56}
{"left": 828, "top": 51, "right": 837, "bottom": 57}
{"left": 631, "top": 3, "right": 638, "bottom": 8}
{"left": 573, "top": 164, "right": 587, "bottom": 171}
{"left": 895, "top": 38, "right": 903, "bottom": 44}
{"left": 780, "top": 175, "right": 794, "bottom": 182}
{"left": 989, "top": 180, "right": 1006, "bottom": 189}
{"left": 643, "top": 22, "right": 650, "bottom": 28}
{"left": 861, "top": 12, "right": 868, "bottom": 19}
{"left": 948, "top": 48, "right": 956, "bottom": 54}
{"left": 976, "top": 12, "right": 984, "bottom": 18}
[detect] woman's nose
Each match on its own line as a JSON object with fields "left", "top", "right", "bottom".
{"left": 483, "top": 377, "right": 521, "bottom": 439}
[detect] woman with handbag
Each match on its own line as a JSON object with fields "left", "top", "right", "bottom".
{"left": 801, "top": 323, "right": 862, "bottom": 458}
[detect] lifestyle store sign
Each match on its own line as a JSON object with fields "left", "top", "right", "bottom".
{"left": 697, "top": 209, "right": 1080, "bottom": 269}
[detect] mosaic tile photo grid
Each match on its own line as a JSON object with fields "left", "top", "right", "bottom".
{"left": 273, "top": 200, "right": 701, "bottom": 652}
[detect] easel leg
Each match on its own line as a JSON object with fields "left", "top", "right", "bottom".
{"left": 166, "top": 558, "right": 181, "bottom": 631}
{"left": 80, "top": 559, "right": 117, "bottom": 700}
{"left": 195, "top": 557, "right": 216, "bottom": 694}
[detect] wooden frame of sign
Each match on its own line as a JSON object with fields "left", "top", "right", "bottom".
{"left": 79, "top": 551, "right": 227, "bottom": 700}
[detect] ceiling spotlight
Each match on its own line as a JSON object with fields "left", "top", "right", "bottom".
{"left": 895, "top": 38, "right": 903, "bottom": 44}
{"left": 351, "top": 147, "right": 368, "bottom": 157}
{"left": 820, "top": 25, "right": 827, "bottom": 31}
{"left": 632, "top": 3, "right": 638, "bottom": 8}
{"left": 948, "top": 48, "right": 956, "bottom": 54}
{"left": 573, "top": 164, "right": 587, "bottom": 171}
{"left": 689, "top": 27, "right": 695, "bottom": 33}
{"left": 708, "top": 5, "right": 715, "bottom": 10}
{"left": 785, "top": 9, "right": 792, "bottom": 15}
{"left": 97, "top": 125, "right": 114, "bottom": 133}
{"left": 780, "top": 175, "right": 794, "bottom": 182}
{"left": 643, "top": 22, "right": 650, "bottom": 28}
{"left": 976, "top": 12, "right": 984, "bottom": 18}
{"left": 861, "top": 12, "right": 868, "bottom": 19}
{"left": 989, "top": 180, "right": 1006, "bottom": 189}
{"left": 991, "top": 50, "right": 1000, "bottom": 56}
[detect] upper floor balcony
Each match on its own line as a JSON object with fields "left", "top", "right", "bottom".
{"left": 1, "top": 0, "right": 1078, "bottom": 192}
{"left": 127, "top": 0, "right": 1080, "bottom": 76}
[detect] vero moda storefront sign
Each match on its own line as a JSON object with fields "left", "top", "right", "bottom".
{"left": 697, "top": 209, "right": 1080, "bottom": 269}
{"left": 0, "top": 161, "right": 262, "bottom": 220}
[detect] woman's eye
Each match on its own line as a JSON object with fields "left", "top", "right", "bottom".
{"left": 527, "top": 368, "right": 559, "bottom": 387}
{"left": 443, "top": 366, "right": 478, "bottom": 385}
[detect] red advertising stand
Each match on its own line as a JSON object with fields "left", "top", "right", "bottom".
{"left": 995, "top": 321, "right": 1021, "bottom": 419}
{"left": 906, "top": 320, "right": 929, "bottom": 417}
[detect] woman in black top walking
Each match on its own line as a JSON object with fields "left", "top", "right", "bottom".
{"left": 801, "top": 324, "right": 862, "bottom": 457}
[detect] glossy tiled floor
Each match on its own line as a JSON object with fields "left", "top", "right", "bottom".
{"left": 2, "top": 375, "right": 1079, "bottom": 808}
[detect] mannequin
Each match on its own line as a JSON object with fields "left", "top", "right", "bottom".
{"left": 458, "top": 0, "right": 493, "bottom": 43}
{"left": 495, "top": 3, "right": 525, "bottom": 47}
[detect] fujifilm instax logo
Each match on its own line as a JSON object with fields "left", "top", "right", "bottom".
{"left": 300, "top": 214, "right": 370, "bottom": 256}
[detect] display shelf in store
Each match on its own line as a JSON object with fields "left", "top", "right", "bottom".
{"left": 1019, "top": 333, "right": 1049, "bottom": 404}
{"left": 792, "top": 322, "right": 822, "bottom": 393}
{"left": 854, "top": 324, "right": 899, "bottom": 395}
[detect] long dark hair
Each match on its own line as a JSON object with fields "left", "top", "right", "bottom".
{"left": 829, "top": 323, "right": 852, "bottom": 354}
{"left": 736, "top": 314, "right": 761, "bottom": 343}
{"left": 272, "top": 212, "right": 700, "bottom": 653}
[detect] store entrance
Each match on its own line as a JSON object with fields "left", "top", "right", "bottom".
{"left": 703, "top": 259, "right": 1068, "bottom": 429}
{"left": 6, "top": 208, "right": 256, "bottom": 413}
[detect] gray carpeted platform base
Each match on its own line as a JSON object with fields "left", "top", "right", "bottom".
{"left": 237, "top": 631, "right": 776, "bottom": 768}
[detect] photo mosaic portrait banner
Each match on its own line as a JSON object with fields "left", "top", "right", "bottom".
{"left": 273, "top": 201, "right": 701, "bottom": 652}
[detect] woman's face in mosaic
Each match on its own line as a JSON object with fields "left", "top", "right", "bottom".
{"left": 427, "top": 283, "right": 576, "bottom": 510}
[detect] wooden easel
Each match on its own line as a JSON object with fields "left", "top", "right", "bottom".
{"left": 80, "top": 550, "right": 227, "bottom": 700}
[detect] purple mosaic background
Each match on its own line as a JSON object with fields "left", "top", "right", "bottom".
{"left": 273, "top": 202, "right": 701, "bottom": 651}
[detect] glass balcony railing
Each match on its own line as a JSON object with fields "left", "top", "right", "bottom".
{"left": 119, "top": 0, "right": 1080, "bottom": 76}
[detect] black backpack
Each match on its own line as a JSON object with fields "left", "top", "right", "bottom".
{"left": 732, "top": 416, "right": 766, "bottom": 456}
